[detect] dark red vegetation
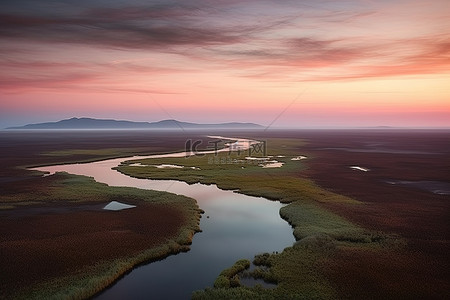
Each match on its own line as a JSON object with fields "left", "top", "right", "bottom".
{"left": 296, "top": 131, "right": 449, "bottom": 245}
{"left": 0, "top": 131, "right": 199, "bottom": 297}
{"left": 260, "top": 129, "right": 450, "bottom": 298}
{"left": 0, "top": 198, "right": 185, "bottom": 295}
{"left": 0, "top": 130, "right": 205, "bottom": 181}
{"left": 1, "top": 129, "right": 448, "bottom": 299}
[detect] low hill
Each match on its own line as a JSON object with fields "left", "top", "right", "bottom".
{"left": 7, "top": 117, "right": 263, "bottom": 130}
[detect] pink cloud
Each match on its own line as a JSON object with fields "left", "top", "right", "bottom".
{"left": 1, "top": 0, "right": 449, "bottom": 128}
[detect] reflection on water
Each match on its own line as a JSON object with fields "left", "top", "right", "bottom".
{"left": 32, "top": 142, "right": 294, "bottom": 299}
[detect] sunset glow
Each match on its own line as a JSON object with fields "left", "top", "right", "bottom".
{"left": 1, "top": 0, "right": 449, "bottom": 128}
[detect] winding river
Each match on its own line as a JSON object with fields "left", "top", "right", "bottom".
{"left": 32, "top": 138, "right": 294, "bottom": 299}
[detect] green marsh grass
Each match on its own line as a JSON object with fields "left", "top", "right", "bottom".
{"left": 117, "top": 139, "right": 404, "bottom": 299}
{"left": 213, "top": 259, "right": 251, "bottom": 289}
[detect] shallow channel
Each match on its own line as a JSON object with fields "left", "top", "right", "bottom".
{"left": 32, "top": 140, "right": 295, "bottom": 299}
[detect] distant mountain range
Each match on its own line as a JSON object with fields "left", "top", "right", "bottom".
{"left": 6, "top": 117, "right": 264, "bottom": 130}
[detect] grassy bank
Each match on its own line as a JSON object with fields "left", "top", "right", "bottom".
{"left": 0, "top": 172, "right": 202, "bottom": 300}
{"left": 116, "top": 137, "right": 405, "bottom": 299}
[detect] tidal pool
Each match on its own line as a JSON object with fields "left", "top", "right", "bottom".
{"left": 103, "top": 201, "right": 136, "bottom": 211}
{"left": 32, "top": 137, "right": 294, "bottom": 299}
{"left": 386, "top": 180, "right": 450, "bottom": 195}
{"left": 350, "top": 166, "right": 370, "bottom": 172}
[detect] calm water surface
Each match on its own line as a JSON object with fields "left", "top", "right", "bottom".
{"left": 33, "top": 140, "right": 294, "bottom": 299}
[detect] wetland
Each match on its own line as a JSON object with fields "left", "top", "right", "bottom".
{"left": 0, "top": 129, "right": 448, "bottom": 299}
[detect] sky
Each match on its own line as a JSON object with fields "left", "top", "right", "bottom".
{"left": 0, "top": 0, "right": 449, "bottom": 128}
